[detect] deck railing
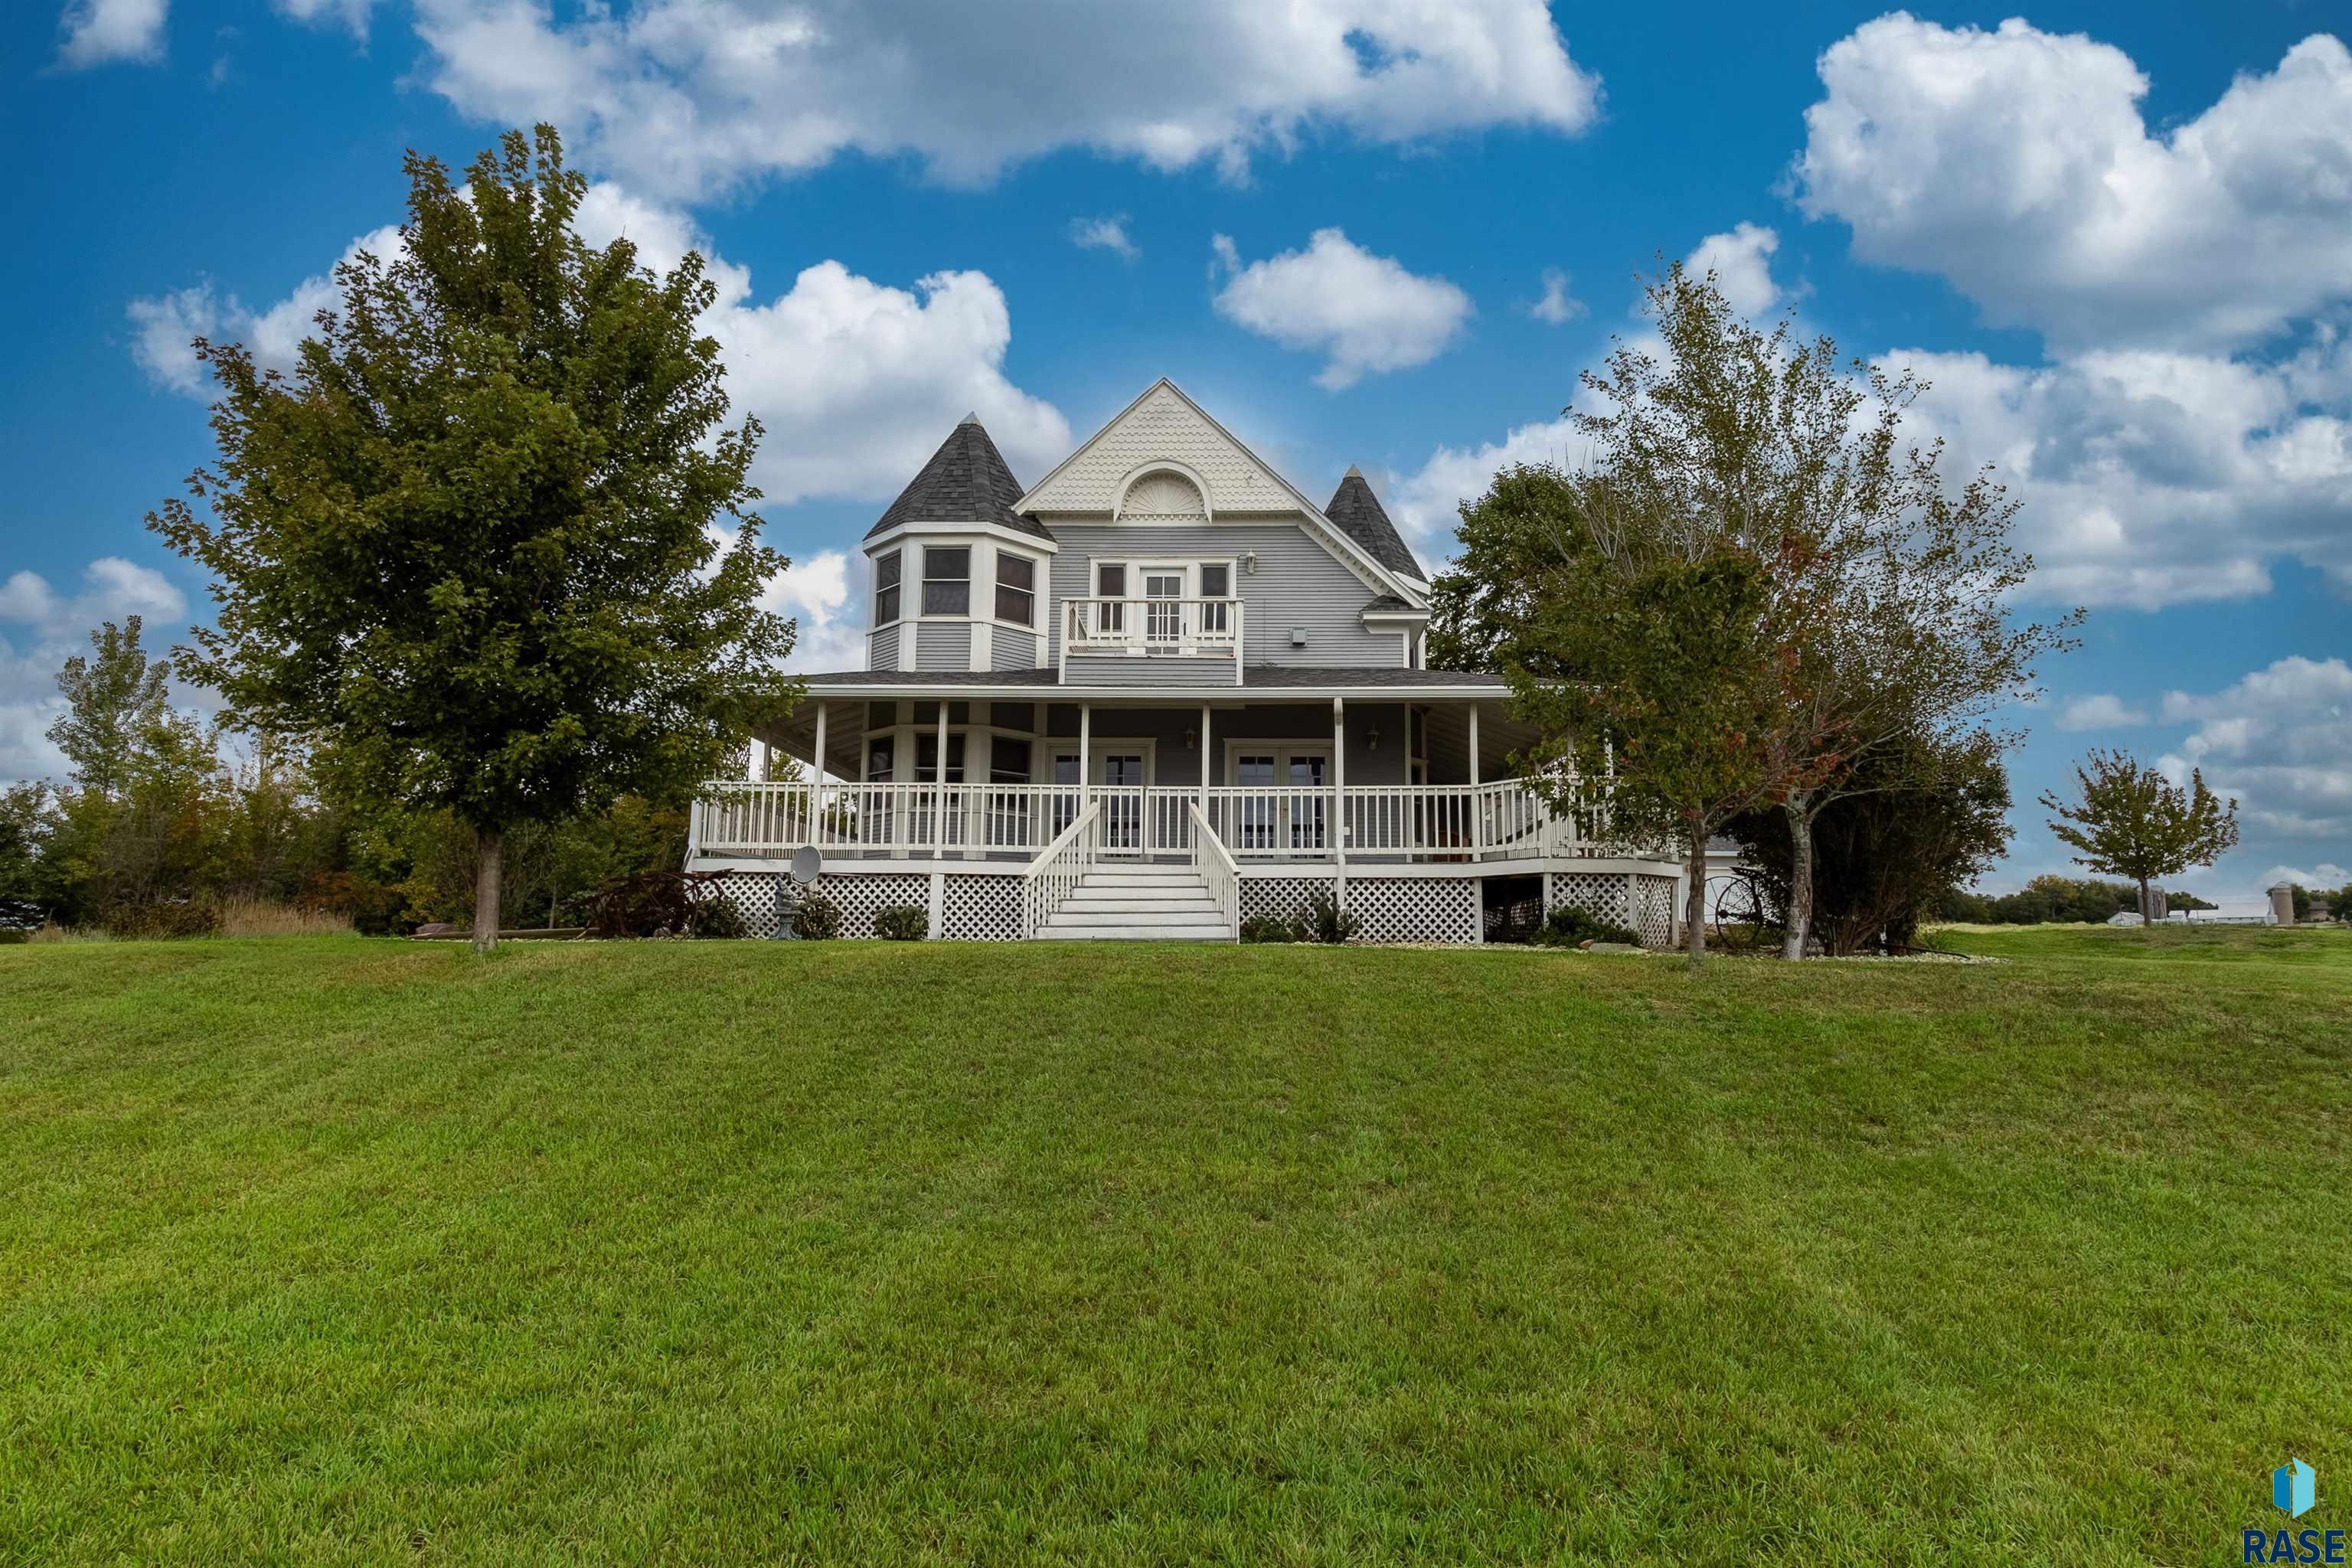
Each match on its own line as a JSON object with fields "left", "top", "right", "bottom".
{"left": 1061, "top": 596, "right": 1243, "bottom": 670}
{"left": 1188, "top": 801, "right": 1241, "bottom": 940}
{"left": 1021, "top": 802, "right": 1100, "bottom": 936}
{"left": 694, "top": 776, "right": 1616, "bottom": 864}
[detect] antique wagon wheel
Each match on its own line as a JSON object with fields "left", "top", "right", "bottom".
{"left": 1710, "top": 872, "right": 1771, "bottom": 952}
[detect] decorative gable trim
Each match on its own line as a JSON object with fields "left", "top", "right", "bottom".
{"left": 1017, "top": 377, "right": 1426, "bottom": 609}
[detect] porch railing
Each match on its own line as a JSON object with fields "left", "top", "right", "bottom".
{"left": 694, "top": 776, "right": 1616, "bottom": 864}
{"left": 1187, "top": 801, "right": 1241, "bottom": 941}
{"left": 1022, "top": 802, "right": 1100, "bottom": 936}
{"left": 1062, "top": 597, "right": 1243, "bottom": 662}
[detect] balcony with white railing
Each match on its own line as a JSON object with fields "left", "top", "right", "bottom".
{"left": 1060, "top": 596, "right": 1243, "bottom": 678}
{"left": 691, "top": 776, "right": 1622, "bottom": 866}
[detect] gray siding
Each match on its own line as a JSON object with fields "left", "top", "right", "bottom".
{"left": 913, "top": 622, "right": 971, "bottom": 671}
{"left": 1062, "top": 654, "right": 1234, "bottom": 687}
{"left": 1046, "top": 523, "right": 1402, "bottom": 670}
{"left": 1037, "top": 702, "right": 1408, "bottom": 790}
{"left": 869, "top": 625, "right": 900, "bottom": 671}
{"left": 990, "top": 623, "right": 1037, "bottom": 671}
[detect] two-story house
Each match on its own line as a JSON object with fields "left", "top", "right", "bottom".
{"left": 687, "top": 379, "right": 1683, "bottom": 943}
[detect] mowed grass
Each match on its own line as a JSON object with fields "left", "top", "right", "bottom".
{"left": 2, "top": 928, "right": 2347, "bottom": 1566}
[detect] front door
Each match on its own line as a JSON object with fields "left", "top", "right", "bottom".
{"left": 1228, "top": 747, "right": 1332, "bottom": 855}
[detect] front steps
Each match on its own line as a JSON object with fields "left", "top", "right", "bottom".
{"left": 1035, "top": 862, "right": 1234, "bottom": 941}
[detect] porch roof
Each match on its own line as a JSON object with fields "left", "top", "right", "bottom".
{"left": 790, "top": 665, "right": 1511, "bottom": 697}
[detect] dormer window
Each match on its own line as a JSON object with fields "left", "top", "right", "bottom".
{"left": 922, "top": 546, "right": 970, "bottom": 616}
{"left": 873, "top": 550, "right": 902, "bottom": 626}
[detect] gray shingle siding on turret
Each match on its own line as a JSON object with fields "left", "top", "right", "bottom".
{"left": 990, "top": 624, "right": 1037, "bottom": 671}
{"left": 866, "top": 417, "right": 1052, "bottom": 542}
{"left": 1046, "top": 523, "right": 1399, "bottom": 675}
{"left": 1324, "top": 469, "right": 1425, "bottom": 582}
{"left": 869, "top": 626, "right": 900, "bottom": 671}
{"left": 913, "top": 623, "right": 969, "bottom": 671}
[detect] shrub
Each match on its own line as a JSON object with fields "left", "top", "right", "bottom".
{"left": 691, "top": 897, "right": 747, "bottom": 940}
{"left": 219, "top": 898, "right": 356, "bottom": 938}
{"left": 104, "top": 900, "right": 225, "bottom": 939}
{"left": 790, "top": 887, "right": 843, "bottom": 940}
{"left": 0, "top": 928, "right": 26, "bottom": 945}
{"left": 1303, "top": 891, "right": 1361, "bottom": 945}
{"left": 872, "top": 904, "right": 929, "bottom": 941}
{"left": 1536, "top": 904, "right": 1639, "bottom": 948}
{"left": 1240, "top": 913, "right": 1297, "bottom": 943}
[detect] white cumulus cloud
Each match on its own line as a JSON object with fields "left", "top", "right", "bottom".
{"left": 129, "top": 186, "right": 1069, "bottom": 511}
{"left": 2154, "top": 656, "right": 2352, "bottom": 840}
{"left": 408, "top": 0, "right": 1600, "bottom": 200}
{"left": 1069, "top": 215, "right": 1138, "bottom": 260}
{"left": 2054, "top": 693, "right": 2148, "bottom": 730}
{"left": 1686, "top": 222, "right": 1787, "bottom": 318}
{"left": 1211, "top": 228, "right": 1473, "bottom": 390}
{"left": 57, "top": 0, "right": 168, "bottom": 67}
{"left": 1791, "top": 16, "right": 2352, "bottom": 354}
{"left": 0, "top": 557, "right": 192, "bottom": 785}
{"left": 1528, "top": 267, "right": 1585, "bottom": 325}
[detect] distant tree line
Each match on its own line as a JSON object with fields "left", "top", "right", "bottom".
{"left": 1939, "top": 875, "right": 2216, "bottom": 927}
{"left": 0, "top": 617, "right": 700, "bottom": 937}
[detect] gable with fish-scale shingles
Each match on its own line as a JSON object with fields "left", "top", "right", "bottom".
{"left": 1018, "top": 380, "right": 1301, "bottom": 516}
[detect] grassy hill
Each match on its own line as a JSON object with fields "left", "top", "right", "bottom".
{"left": 3, "top": 927, "right": 2346, "bottom": 1564}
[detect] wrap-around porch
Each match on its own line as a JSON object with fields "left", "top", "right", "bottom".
{"left": 692, "top": 695, "right": 1617, "bottom": 866}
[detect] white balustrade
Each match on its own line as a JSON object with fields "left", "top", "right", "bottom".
{"left": 1062, "top": 597, "right": 1243, "bottom": 658}
{"left": 1188, "top": 800, "right": 1241, "bottom": 940}
{"left": 1021, "top": 802, "right": 1100, "bottom": 936}
{"left": 694, "top": 776, "right": 1617, "bottom": 864}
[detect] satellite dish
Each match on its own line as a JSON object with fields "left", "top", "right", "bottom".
{"left": 790, "top": 845, "right": 822, "bottom": 884}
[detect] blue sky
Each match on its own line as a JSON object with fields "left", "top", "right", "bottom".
{"left": 5, "top": 0, "right": 2347, "bottom": 900}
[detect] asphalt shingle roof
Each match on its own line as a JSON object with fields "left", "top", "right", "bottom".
{"left": 866, "top": 415, "right": 1054, "bottom": 542}
{"left": 1324, "top": 467, "right": 1426, "bottom": 583}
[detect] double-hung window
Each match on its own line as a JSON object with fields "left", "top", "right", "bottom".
{"left": 873, "top": 550, "right": 902, "bottom": 626}
{"left": 995, "top": 553, "right": 1034, "bottom": 626}
{"left": 1199, "top": 562, "right": 1231, "bottom": 637}
{"left": 1093, "top": 563, "right": 1127, "bottom": 635}
{"left": 922, "top": 547, "right": 971, "bottom": 616}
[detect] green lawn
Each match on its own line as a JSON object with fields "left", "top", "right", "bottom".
{"left": 2, "top": 928, "right": 2347, "bottom": 1565}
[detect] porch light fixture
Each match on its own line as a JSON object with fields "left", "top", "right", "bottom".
{"left": 1241, "top": 550, "right": 1258, "bottom": 575}
{"left": 1366, "top": 727, "right": 1380, "bottom": 751}
{"left": 1184, "top": 726, "right": 1197, "bottom": 750}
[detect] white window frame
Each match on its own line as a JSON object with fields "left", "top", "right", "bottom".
{"left": 992, "top": 547, "right": 1039, "bottom": 629}
{"left": 920, "top": 544, "right": 974, "bottom": 619}
{"left": 872, "top": 549, "right": 903, "bottom": 629}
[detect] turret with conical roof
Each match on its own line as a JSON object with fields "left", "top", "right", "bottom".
{"left": 1324, "top": 466, "right": 1425, "bottom": 582}
{"left": 867, "top": 415, "right": 1052, "bottom": 541}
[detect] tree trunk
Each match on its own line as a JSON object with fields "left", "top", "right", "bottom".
{"left": 1684, "top": 822, "right": 1708, "bottom": 967}
{"left": 1780, "top": 795, "right": 1815, "bottom": 962}
{"left": 2138, "top": 875, "right": 2153, "bottom": 933}
{"left": 472, "top": 826, "right": 503, "bottom": 956}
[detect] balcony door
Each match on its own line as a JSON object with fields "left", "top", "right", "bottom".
{"left": 1049, "top": 744, "right": 1155, "bottom": 854}
{"left": 1142, "top": 570, "right": 1185, "bottom": 646}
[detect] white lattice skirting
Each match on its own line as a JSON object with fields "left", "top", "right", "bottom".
{"left": 1344, "top": 878, "right": 1481, "bottom": 944}
{"left": 709, "top": 871, "right": 1024, "bottom": 941}
{"left": 939, "top": 876, "right": 1022, "bottom": 942}
{"left": 1546, "top": 871, "right": 1679, "bottom": 949}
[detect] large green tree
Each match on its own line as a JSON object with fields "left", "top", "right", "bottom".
{"left": 47, "top": 617, "right": 173, "bottom": 801}
{"left": 1439, "top": 463, "right": 1785, "bottom": 962}
{"left": 152, "top": 126, "right": 792, "bottom": 952}
{"left": 2039, "top": 750, "right": 2240, "bottom": 927}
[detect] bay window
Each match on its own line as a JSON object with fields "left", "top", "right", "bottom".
{"left": 873, "top": 550, "right": 901, "bottom": 625}
{"left": 922, "top": 546, "right": 971, "bottom": 616}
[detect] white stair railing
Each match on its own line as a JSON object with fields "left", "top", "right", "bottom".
{"left": 1187, "top": 801, "right": 1241, "bottom": 942}
{"left": 1021, "top": 802, "right": 1101, "bottom": 936}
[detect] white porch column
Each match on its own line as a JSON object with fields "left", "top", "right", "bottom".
{"left": 1078, "top": 703, "right": 1092, "bottom": 812}
{"left": 934, "top": 702, "right": 949, "bottom": 863}
{"left": 1467, "top": 701, "right": 1483, "bottom": 859}
{"left": 810, "top": 702, "right": 828, "bottom": 850}
{"left": 1199, "top": 702, "right": 1212, "bottom": 838}
{"left": 1332, "top": 696, "right": 1347, "bottom": 902}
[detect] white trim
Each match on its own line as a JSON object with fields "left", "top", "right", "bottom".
{"left": 801, "top": 681, "right": 1512, "bottom": 701}
{"left": 916, "top": 541, "right": 977, "bottom": 621}
{"left": 682, "top": 854, "right": 1683, "bottom": 880}
{"left": 864, "top": 518, "right": 1059, "bottom": 554}
{"left": 1112, "top": 460, "right": 1215, "bottom": 522}
{"left": 1014, "top": 377, "right": 1425, "bottom": 608}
